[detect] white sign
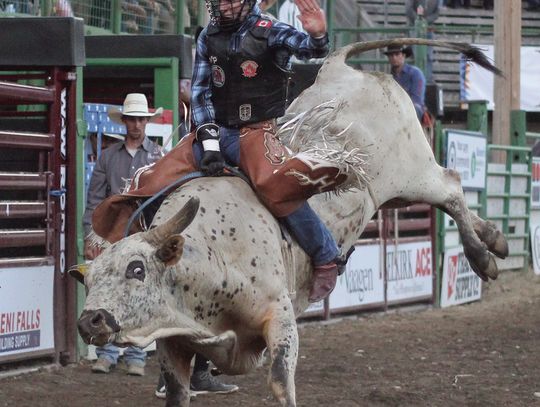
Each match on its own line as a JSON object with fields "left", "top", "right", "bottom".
{"left": 440, "top": 246, "right": 482, "bottom": 307}
{"left": 446, "top": 130, "right": 487, "bottom": 190}
{"left": 386, "top": 241, "right": 433, "bottom": 303}
{"left": 531, "top": 224, "right": 540, "bottom": 275}
{"left": 461, "top": 45, "right": 540, "bottom": 112}
{"left": 330, "top": 244, "right": 384, "bottom": 310}
{"left": 0, "top": 266, "right": 55, "bottom": 357}
{"left": 531, "top": 157, "right": 540, "bottom": 208}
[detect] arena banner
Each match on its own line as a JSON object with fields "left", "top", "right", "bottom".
{"left": 531, "top": 157, "right": 540, "bottom": 208}
{"left": 445, "top": 130, "right": 487, "bottom": 190}
{"left": 440, "top": 246, "right": 482, "bottom": 307}
{"left": 460, "top": 45, "right": 540, "bottom": 112}
{"left": 530, "top": 224, "right": 540, "bottom": 276}
{"left": 329, "top": 244, "right": 384, "bottom": 311}
{"left": 0, "top": 266, "right": 55, "bottom": 357}
{"left": 386, "top": 240, "right": 433, "bottom": 303}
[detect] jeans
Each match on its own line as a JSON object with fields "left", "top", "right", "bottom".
{"left": 95, "top": 343, "right": 146, "bottom": 366}
{"left": 192, "top": 126, "right": 340, "bottom": 265}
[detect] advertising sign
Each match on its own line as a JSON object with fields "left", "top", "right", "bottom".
{"left": 461, "top": 45, "right": 540, "bottom": 112}
{"left": 440, "top": 246, "right": 482, "bottom": 307}
{"left": 0, "top": 266, "right": 55, "bottom": 357}
{"left": 531, "top": 157, "right": 540, "bottom": 208}
{"left": 386, "top": 241, "right": 433, "bottom": 303}
{"left": 531, "top": 224, "right": 540, "bottom": 275}
{"left": 330, "top": 244, "right": 384, "bottom": 311}
{"left": 446, "top": 130, "right": 487, "bottom": 190}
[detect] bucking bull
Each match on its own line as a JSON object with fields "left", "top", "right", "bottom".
{"left": 77, "top": 39, "right": 507, "bottom": 407}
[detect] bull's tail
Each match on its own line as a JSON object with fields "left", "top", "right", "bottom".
{"left": 326, "top": 38, "right": 503, "bottom": 76}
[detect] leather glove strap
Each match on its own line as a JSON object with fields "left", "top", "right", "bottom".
{"left": 196, "top": 123, "right": 220, "bottom": 151}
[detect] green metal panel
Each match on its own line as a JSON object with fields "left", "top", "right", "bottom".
{"left": 86, "top": 57, "right": 180, "bottom": 137}
{"left": 434, "top": 120, "right": 444, "bottom": 307}
{"left": 511, "top": 110, "right": 527, "bottom": 163}
{"left": 111, "top": 0, "right": 121, "bottom": 34}
{"left": 484, "top": 144, "right": 531, "bottom": 270}
{"left": 326, "top": 0, "right": 335, "bottom": 48}
{"left": 413, "top": 15, "right": 428, "bottom": 76}
{"left": 75, "top": 66, "right": 87, "bottom": 359}
{"left": 154, "top": 59, "right": 180, "bottom": 143}
{"left": 176, "top": 0, "right": 186, "bottom": 35}
{"left": 467, "top": 100, "right": 488, "bottom": 138}
{"left": 197, "top": 0, "right": 207, "bottom": 28}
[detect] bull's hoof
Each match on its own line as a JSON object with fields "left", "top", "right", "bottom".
{"left": 482, "top": 221, "right": 509, "bottom": 259}
{"left": 484, "top": 255, "right": 499, "bottom": 280}
{"left": 490, "top": 231, "right": 509, "bottom": 259}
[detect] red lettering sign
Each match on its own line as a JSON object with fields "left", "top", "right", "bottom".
{"left": 415, "top": 247, "right": 432, "bottom": 276}
{"left": 447, "top": 255, "right": 458, "bottom": 299}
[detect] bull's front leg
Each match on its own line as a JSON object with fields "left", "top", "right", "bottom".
{"left": 158, "top": 337, "right": 195, "bottom": 407}
{"left": 263, "top": 297, "right": 298, "bottom": 407}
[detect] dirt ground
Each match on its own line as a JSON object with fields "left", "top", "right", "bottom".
{"left": 1, "top": 269, "right": 540, "bottom": 407}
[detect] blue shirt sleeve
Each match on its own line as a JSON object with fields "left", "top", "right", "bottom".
{"left": 268, "top": 21, "right": 329, "bottom": 60}
{"left": 408, "top": 66, "right": 426, "bottom": 120}
{"left": 191, "top": 28, "right": 216, "bottom": 128}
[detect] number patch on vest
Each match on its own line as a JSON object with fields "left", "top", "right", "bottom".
{"left": 239, "top": 104, "right": 252, "bottom": 121}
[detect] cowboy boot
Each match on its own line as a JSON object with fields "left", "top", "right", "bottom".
{"left": 308, "top": 262, "right": 339, "bottom": 303}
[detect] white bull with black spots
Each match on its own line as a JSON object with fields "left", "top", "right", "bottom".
{"left": 78, "top": 39, "right": 507, "bottom": 407}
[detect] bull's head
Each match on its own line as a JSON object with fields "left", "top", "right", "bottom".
{"left": 77, "top": 197, "right": 199, "bottom": 347}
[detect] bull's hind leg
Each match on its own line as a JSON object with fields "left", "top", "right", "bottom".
{"left": 397, "top": 167, "right": 506, "bottom": 281}
{"left": 158, "top": 337, "right": 195, "bottom": 407}
{"left": 263, "top": 298, "right": 298, "bottom": 407}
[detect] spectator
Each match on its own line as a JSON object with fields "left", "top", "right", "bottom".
{"left": 259, "top": 0, "right": 277, "bottom": 12}
{"left": 83, "top": 93, "right": 164, "bottom": 376}
{"left": 122, "top": 0, "right": 147, "bottom": 33}
{"left": 278, "top": 0, "right": 304, "bottom": 32}
{"left": 405, "top": 0, "right": 439, "bottom": 83}
{"left": 384, "top": 44, "right": 426, "bottom": 121}
{"left": 155, "top": 0, "right": 175, "bottom": 33}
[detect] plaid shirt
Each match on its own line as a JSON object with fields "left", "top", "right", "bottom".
{"left": 191, "top": 5, "right": 329, "bottom": 128}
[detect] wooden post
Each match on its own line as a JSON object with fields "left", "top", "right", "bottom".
{"left": 493, "top": 0, "right": 521, "bottom": 160}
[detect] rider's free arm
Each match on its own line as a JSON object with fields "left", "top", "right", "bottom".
{"left": 191, "top": 28, "right": 225, "bottom": 175}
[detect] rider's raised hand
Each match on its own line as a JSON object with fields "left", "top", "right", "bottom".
{"left": 294, "top": 0, "right": 327, "bottom": 38}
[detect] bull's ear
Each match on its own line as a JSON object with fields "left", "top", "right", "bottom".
{"left": 156, "top": 234, "right": 185, "bottom": 266}
{"left": 145, "top": 197, "right": 199, "bottom": 245}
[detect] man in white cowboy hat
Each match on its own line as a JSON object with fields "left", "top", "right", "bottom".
{"left": 83, "top": 93, "right": 239, "bottom": 395}
{"left": 384, "top": 44, "right": 426, "bottom": 120}
{"left": 83, "top": 93, "right": 164, "bottom": 376}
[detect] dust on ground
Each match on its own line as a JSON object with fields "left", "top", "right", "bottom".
{"left": 1, "top": 269, "right": 539, "bottom": 407}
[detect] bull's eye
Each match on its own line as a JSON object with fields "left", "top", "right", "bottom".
{"left": 126, "top": 260, "right": 145, "bottom": 282}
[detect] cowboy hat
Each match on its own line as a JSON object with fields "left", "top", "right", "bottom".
{"left": 383, "top": 44, "right": 413, "bottom": 58}
{"left": 108, "top": 93, "right": 163, "bottom": 124}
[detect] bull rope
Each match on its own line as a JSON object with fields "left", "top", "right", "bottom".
{"left": 123, "top": 166, "right": 251, "bottom": 238}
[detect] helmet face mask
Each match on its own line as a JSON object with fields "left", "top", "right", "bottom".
{"left": 206, "top": 0, "right": 257, "bottom": 30}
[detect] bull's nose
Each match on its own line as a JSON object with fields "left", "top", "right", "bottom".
{"left": 77, "top": 309, "right": 121, "bottom": 345}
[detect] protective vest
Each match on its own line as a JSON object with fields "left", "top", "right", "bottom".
{"left": 206, "top": 17, "right": 290, "bottom": 127}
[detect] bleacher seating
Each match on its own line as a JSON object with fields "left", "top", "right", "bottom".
{"left": 355, "top": 0, "right": 540, "bottom": 108}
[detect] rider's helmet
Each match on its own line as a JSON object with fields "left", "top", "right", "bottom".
{"left": 205, "top": 0, "right": 257, "bottom": 30}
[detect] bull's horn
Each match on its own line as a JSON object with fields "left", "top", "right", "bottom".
{"left": 145, "top": 197, "right": 200, "bottom": 244}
